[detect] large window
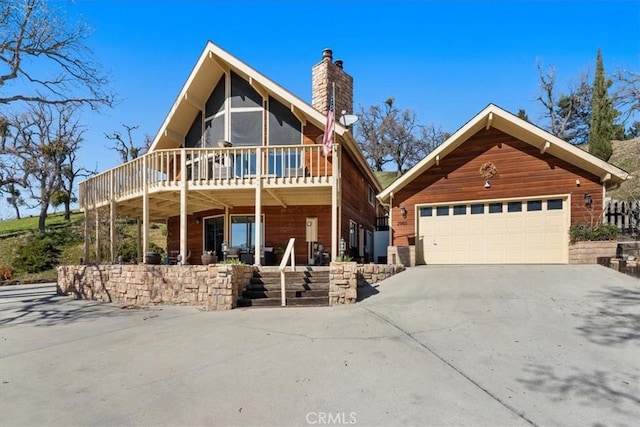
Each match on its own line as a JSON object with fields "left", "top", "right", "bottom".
{"left": 230, "top": 215, "right": 265, "bottom": 251}
{"left": 230, "top": 71, "right": 263, "bottom": 147}
{"left": 204, "top": 216, "right": 225, "bottom": 256}
{"left": 268, "top": 96, "right": 301, "bottom": 146}
{"left": 204, "top": 77, "right": 226, "bottom": 147}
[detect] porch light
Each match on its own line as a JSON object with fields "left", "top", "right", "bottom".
{"left": 339, "top": 238, "right": 346, "bottom": 258}
{"left": 584, "top": 193, "right": 592, "bottom": 208}
{"left": 222, "top": 241, "right": 228, "bottom": 255}
{"left": 400, "top": 206, "right": 407, "bottom": 218}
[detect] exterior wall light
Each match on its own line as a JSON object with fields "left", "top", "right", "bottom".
{"left": 400, "top": 206, "right": 407, "bottom": 218}
{"left": 584, "top": 193, "right": 592, "bottom": 207}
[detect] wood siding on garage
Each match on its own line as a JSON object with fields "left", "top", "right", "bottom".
{"left": 392, "top": 127, "right": 603, "bottom": 247}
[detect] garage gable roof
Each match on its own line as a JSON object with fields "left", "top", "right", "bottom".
{"left": 148, "top": 41, "right": 349, "bottom": 152}
{"left": 378, "top": 104, "right": 630, "bottom": 202}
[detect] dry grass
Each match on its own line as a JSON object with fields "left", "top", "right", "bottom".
{"left": 607, "top": 138, "right": 640, "bottom": 201}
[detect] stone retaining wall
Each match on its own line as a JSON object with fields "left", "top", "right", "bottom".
{"left": 329, "top": 262, "right": 404, "bottom": 306}
{"left": 569, "top": 241, "right": 618, "bottom": 264}
{"left": 57, "top": 264, "right": 253, "bottom": 310}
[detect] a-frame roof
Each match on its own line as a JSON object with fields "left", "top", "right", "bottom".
{"left": 378, "top": 104, "right": 630, "bottom": 202}
{"left": 148, "top": 41, "right": 380, "bottom": 191}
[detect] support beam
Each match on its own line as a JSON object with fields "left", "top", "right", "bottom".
{"left": 180, "top": 149, "right": 188, "bottom": 263}
{"left": 540, "top": 140, "right": 551, "bottom": 154}
{"left": 266, "top": 189, "right": 287, "bottom": 208}
{"left": 249, "top": 77, "right": 268, "bottom": 99}
{"left": 164, "top": 128, "right": 184, "bottom": 145}
{"left": 209, "top": 52, "right": 229, "bottom": 72}
{"left": 109, "top": 170, "right": 116, "bottom": 263}
{"left": 184, "top": 91, "right": 205, "bottom": 111}
{"left": 142, "top": 156, "right": 150, "bottom": 262}
{"left": 600, "top": 172, "right": 612, "bottom": 183}
{"left": 388, "top": 192, "right": 394, "bottom": 247}
{"left": 435, "top": 155, "right": 440, "bottom": 166}
{"left": 254, "top": 147, "right": 262, "bottom": 266}
{"left": 290, "top": 105, "right": 307, "bottom": 126}
{"left": 136, "top": 220, "right": 142, "bottom": 264}
{"left": 95, "top": 208, "right": 101, "bottom": 263}
{"left": 331, "top": 144, "right": 339, "bottom": 259}
{"left": 193, "top": 190, "right": 232, "bottom": 208}
{"left": 486, "top": 112, "right": 493, "bottom": 130}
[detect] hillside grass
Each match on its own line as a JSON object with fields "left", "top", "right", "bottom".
{"left": 0, "top": 213, "right": 166, "bottom": 284}
{"left": 573, "top": 139, "right": 639, "bottom": 201}
{"left": 0, "top": 212, "right": 84, "bottom": 235}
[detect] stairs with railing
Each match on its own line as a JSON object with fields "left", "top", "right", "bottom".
{"left": 237, "top": 266, "right": 330, "bottom": 307}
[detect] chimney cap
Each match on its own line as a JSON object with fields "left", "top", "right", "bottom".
{"left": 322, "top": 48, "right": 333, "bottom": 60}
{"left": 334, "top": 59, "right": 343, "bottom": 69}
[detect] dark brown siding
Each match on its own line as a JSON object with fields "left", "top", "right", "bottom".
{"left": 166, "top": 205, "right": 331, "bottom": 265}
{"left": 392, "top": 127, "right": 603, "bottom": 246}
{"left": 340, "top": 145, "right": 377, "bottom": 259}
{"left": 303, "top": 123, "right": 332, "bottom": 176}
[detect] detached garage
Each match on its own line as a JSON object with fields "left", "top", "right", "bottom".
{"left": 379, "top": 104, "right": 629, "bottom": 265}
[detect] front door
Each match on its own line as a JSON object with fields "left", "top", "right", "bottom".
{"left": 204, "top": 216, "right": 225, "bottom": 258}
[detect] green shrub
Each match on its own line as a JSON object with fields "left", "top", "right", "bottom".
{"left": 221, "top": 258, "right": 243, "bottom": 265}
{"left": 333, "top": 255, "right": 354, "bottom": 262}
{"left": 13, "top": 236, "right": 61, "bottom": 273}
{"left": 569, "top": 222, "right": 620, "bottom": 244}
{"left": 118, "top": 239, "right": 138, "bottom": 263}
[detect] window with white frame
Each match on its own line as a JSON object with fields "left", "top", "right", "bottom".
{"left": 368, "top": 186, "right": 376, "bottom": 206}
{"left": 349, "top": 220, "right": 357, "bottom": 248}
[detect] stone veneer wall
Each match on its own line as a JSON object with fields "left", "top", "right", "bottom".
{"left": 569, "top": 241, "right": 619, "bottom": 264}
{"left": 57, "top": 264, "right": 253, "bottom": 310}
{"left": 387, "top": 246, "right": 416, "bottom": 267}
{"left": 329, "top": 262, "right": 404, "bottom": 306}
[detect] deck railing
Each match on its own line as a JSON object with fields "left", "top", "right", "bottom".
{"left": 79, "top": 145, "right": 332, "bottom": 208}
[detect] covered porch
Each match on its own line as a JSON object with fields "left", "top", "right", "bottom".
{"left": 79, "top": 144, "right": 341, "bottom": 266}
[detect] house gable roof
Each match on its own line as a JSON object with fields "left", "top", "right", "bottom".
{"left": 148, "top": 41, "right": 381, "bottom": 192}
{"left": 378, "top": 104, "right": 630, "bottom": 202}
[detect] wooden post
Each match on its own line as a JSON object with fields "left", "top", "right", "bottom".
{"left": 142, "top": 155, "right": 149, "bottom": 261}
{"left": 95, "top": 207, "right": 101, "bottom": 263}
{"left": 254, "top": 147, "right": 262, "bottom": 266}
{"left": 109, "top": 170, "right": 116, "bottom": 263}
{"left": 180, "top": 148, "right": 188, "bottom": 263}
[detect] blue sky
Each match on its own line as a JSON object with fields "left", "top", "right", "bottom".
{"left": 2, "top": 0, "right": 640, "bottom": 218}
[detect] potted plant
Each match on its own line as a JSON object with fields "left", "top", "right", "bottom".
{"left": 274, "top": 246, "right": 285, "bottom": 264}
{"left": 201, "top": 250, "right": 218, "bottom": 265}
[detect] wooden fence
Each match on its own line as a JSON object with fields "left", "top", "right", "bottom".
{"left": 604, "top": 200, "right": 640, "bottom": 235}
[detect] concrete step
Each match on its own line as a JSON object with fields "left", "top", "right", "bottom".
{"left": 237, "top": 296, "right": 329, "bottom": 307}
{"left": 246, "top": 283, "right": 329, "bottom": 291}
{"left": 243, "top": 289, "right": 329, "bottom": 299}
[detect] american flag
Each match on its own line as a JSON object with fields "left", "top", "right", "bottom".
{"left": 322, "top": 85, "right": 335, "bottom": 156}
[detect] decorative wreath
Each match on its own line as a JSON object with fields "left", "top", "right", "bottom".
{"left": 479, "top": 162, "right": 498, "bottom": 180}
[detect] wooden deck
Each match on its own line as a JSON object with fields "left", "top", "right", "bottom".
{"left": 79, "top": 145, "right": 334, "bottom": 217}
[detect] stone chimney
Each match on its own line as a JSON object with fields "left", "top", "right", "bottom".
{"left": 312, "top": 48, "right": 354, "bottom": 117}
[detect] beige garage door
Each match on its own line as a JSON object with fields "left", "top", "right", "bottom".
{"left": 417, "top": 197, "right": 569, "bottom": 264}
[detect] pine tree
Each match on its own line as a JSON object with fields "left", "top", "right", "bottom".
{"left": 588, "top": 50, "right": 616, "bottom": 161}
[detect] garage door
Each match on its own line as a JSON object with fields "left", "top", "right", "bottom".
{"left": 417, "top": 197, "right": 569, "bottom": 264}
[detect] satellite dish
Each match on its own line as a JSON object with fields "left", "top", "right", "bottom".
{"left": 339, "top": 114, "right": 359, "bottom": 127}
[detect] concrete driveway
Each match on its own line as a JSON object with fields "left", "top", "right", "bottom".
{"left": 1, "top": 265, "right": 639, "bottom": 427}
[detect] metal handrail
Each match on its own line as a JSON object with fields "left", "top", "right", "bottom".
{"left": 278, "top": 237, "right": 296, "bottom": 307}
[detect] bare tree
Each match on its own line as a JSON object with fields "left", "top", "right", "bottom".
{"left": 0, "top": 0, "right": 114, "bottom": 109}
{"left": 105, "top": 124, "right": 152, "bottom": 163}
{"left": 612, "top": 69, "right": 640, "bottom": 123}
{"left": 356, "top": 98, "right": 444, "bottom": 175}
{"left": 536, "top": 61, "right": 592, "bottom": 144}
{"left": 2, "top": 103, "right": 84, "bottom": 231}
{"left": 59, "top": 146, "right": 94, "bottom": 220}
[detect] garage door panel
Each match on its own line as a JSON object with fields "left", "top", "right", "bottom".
{"left": 418, "top": 196, "right": 569, "bottom": 264}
